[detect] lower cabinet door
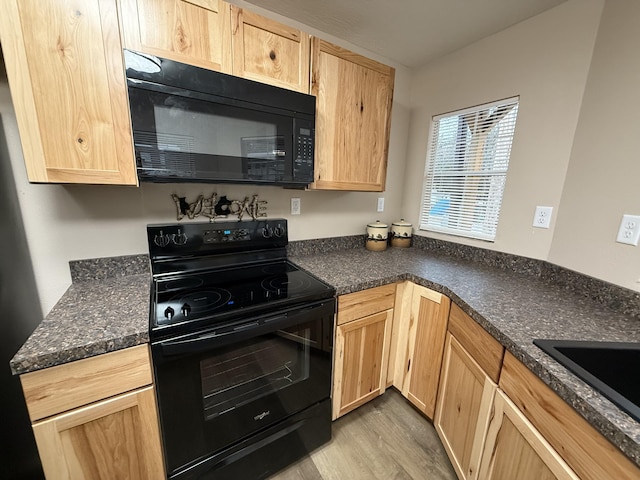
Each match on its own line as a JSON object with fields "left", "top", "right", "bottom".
{"left": 402, "top": 285, "right": 450, "bottom": 419}
{"left": 479, "top": 390, "right": 578, "bottom": 480}
{"left": 32, "top": 386, "right": 165, "bottom": 479}
{"left": 434, "top": 334, "right": 496, "bottom": 480}
{"left": 332, "top": 309, "right": 393, "bottom": 419}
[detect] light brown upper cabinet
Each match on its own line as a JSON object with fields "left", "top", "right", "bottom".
{"left": 0, "top": 0, "right": 137, "bottom": 185}
{"left": 230, "top": 6, "right": 310, "bottom": 93}
{"left": 118, "top": 0, "right": 232, "bottom": 73}
{"left": 310, "top": 38, "right": 395, "bottom": 191}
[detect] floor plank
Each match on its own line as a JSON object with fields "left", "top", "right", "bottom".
{"left": 270, "top": 389, "right": 457, "bottom": 480}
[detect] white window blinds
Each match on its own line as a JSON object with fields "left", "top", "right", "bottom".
{"left": 420, "top": 97, "right": 519, "bottom": 241}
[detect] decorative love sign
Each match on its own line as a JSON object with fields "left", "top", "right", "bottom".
{"left": 171, "top": 193, "right": 267, "bottom": 221}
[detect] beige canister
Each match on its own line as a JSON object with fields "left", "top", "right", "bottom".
{"left": 366, "top": 220, "right": 388, "bottom": 251}
{"left": 390, "top": 218, "right": 412, "bottom": 248}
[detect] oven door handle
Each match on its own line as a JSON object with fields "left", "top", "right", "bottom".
{"left": 156, "top": 314, "right": 293, "bottom": 357}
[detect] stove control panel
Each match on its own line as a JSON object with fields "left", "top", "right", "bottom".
{"left": 147, "top": 219, "right": 289, "bottom": 262}
{"left": 203, "top": 228, "right": 251, "bottom": 243}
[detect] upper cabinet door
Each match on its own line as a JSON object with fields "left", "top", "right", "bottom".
{"left": 310, "top": 38, "right": 395, "bottom": 191}
{"left": 0, "top": 0, "right": 137, "bottom": 185}
{"left": 230, "top": 6, "right": 310, "bottom": 93}
{"left": 119, "top": 0, "right": 232, "bottom": 72}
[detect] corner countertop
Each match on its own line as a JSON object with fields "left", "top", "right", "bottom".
{"left": 10, "top": 246, "right": 640, "bottom": 467}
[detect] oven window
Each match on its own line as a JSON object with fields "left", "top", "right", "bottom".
{"left": 200, "top": 326, "right": 311, "bottom": 421}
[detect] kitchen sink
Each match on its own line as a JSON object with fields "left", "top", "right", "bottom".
{"left": 533, "top": 339, "right": 640, "bottom": 422}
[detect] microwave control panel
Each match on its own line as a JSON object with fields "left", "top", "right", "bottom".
{"left": 294, "top": 119, "right": 314, "bottom": 182}
{"left": 296, "top": 127, "right": 314, "bottom": 162}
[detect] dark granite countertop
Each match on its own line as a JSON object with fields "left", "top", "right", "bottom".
{"left": 9, "top": 245, "right": 640, "bottom": 467}
{"left": 10, "top": 273, "right": 151, "bottom": 375}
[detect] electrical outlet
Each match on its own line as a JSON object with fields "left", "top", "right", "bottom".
{"left": 290, "top": 198, "right": 301, "bottom": 215}
{"left": 533, "top": 206, "right": 553, "bottom": 228}
{"left": 616, "top": 214, "right": 640, "bottom": 246}
{"left": 377, "top": 197, "right": 384, "bottom": 213}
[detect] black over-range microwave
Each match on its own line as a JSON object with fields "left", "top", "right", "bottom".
{"left": 124, "top": 50, "right": 316, "bottom": 187}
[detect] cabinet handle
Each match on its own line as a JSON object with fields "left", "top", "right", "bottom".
{"left": 407, "top": 359, "right": 411, "bottom": 372}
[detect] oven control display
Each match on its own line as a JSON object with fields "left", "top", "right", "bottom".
{"left": 203, "top": 228, "right": 251, "bottom": 243}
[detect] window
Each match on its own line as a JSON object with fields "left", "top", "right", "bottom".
{"left": 420, "top": 97, "right": 519, "bottom": 241}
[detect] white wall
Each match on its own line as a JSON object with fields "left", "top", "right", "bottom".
{"left": 548, "top": 0, "right": 640, "bottom": 291}
{"left": 0, "top": 15, "right": 411, "bottom": 316}
{"left": 402, "top": 0, "right": 604, "bottom": 260}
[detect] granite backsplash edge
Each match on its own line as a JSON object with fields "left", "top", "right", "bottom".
{"left": 68, "top": 234, "right": 640, "bottom": 320}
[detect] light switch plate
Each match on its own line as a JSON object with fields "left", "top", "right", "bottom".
{"left": 533, "top": 206, "right": 553, "bottom": 228}
{"left": 616, "top": 214, "right": 640, "bottom": 246}
{"left": 377, "top": 197, "right": 384, "bottom": 213}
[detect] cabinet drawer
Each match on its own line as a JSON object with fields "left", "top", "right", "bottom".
{"left": 21, "top": 345, "right": 153, "bottom": 422}
{"left": 337, "top": 283, "right": 396, "bottom": 325}
{"left": 500, "top": 352, "right": 640, "bottom": 480}
{"left": 448, "top": 303, "right": 503, "bottom": 383}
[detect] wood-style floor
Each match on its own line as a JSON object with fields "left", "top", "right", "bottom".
{"left": 270, "top": 389, "right": 457, "bottom": 480}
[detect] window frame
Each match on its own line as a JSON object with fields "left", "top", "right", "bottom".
{"left": 419, "top": 97, "right": 520, "bottom": 242}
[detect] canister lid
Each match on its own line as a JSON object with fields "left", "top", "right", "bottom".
{"left": 392, "top": 218, "right": 412, "bottom": 227}
{"left": 367, "top": 220, "right": 388, "bottom": 228}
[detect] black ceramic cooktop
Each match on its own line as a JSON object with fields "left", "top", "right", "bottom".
{"left": 151, "top": 260, "right": 334, "bottom": 334}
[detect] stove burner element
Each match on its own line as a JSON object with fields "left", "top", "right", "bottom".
{"left": 262, "top": 276, "right": 308, "bottom": 294}
{"left": 173, "top": 289, "right": 232, "bottom": 314}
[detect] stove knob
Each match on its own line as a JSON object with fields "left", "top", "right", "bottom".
{"left": 273, "top": 224, "right": 285, "bottom": 237}
{"left": 154, "top": 231, "right": 171, "bottom": 247}
{"left": 164, "top": 306, "right": 175, "bottom": 320}
{"left": 262, "top": 226, "right": 273, "bottom": 238}
{"left": 173, "top": 229, "right": 188, "bottom": 246}
{"left": 181, "top": 303, "right": 191, "bottom": 317}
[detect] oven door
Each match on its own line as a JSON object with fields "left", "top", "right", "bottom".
{"left": 152, "top": 299, "right": 335, "bottom": 478}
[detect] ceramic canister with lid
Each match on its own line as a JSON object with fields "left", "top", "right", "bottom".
{"left": 390, "top": 218, "right": 412, "bottom": 247}
{"left": 366, "top": 220, "right": 388, "bottom": 251}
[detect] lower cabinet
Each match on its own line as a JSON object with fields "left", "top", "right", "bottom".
{"left": 394, "top": 283, "right": 450, "bottom": 419}
{"left": 20, "top": 345, "right": 165, "bottom": 479}
{"left": 329, "top": 285, "right": 640, "bottom": 480}
{"left": 500, "top": 351, "right": 640, "bottom": 480}
{"left": 32, "top": 387, "right": 164, "bottom": 479}
{"left": 434, "top": 304, "right": 504, "bottom": 480}
{"left": 478, "top": 390, "right": 578, "bottom": 480}
{"left": 332, "top": 283, "right": 396, "bottom": 419}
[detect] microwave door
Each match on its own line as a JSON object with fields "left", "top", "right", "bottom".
{"left": 128, "top": 87, "right": 296, "bottom": 184}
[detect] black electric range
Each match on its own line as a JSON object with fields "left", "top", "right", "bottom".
{"left": 146, "top": 219, "right": 336, "bottom": 479}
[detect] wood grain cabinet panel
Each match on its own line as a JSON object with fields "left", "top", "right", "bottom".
{"left": 33, "top": 386, "right": 164, "bottom": 480}
{"left": 230, "top": 6, "right": 310, "bottom": 92}
{"left": 478, "top": 389, "right": 578, "bottom": 480}
{"left": 332, "top": 309, "right": 393, "bottom": 420}
{"left": 500, "top": 352, "right": 640, "bottom": 480}
{"left": 337, "top": 283, "right": 396, "bottom": 325}
{"left": 394, "top": 283, "right": 450, "bottom": 419}
{"left": 0, "top": 0, "right": 137, "bottom": 185}
{"left": 310, "top": 38, "right": 394, "bottom": 191}
{"left": 20, "top": 344, "right": 153, "bottom": 422}
{"left": 435, "top": 333, "right": 497, "bottom": 480}
{"left": 119, "top": 0, "right": 232, "bottom": 72}
{"left": 20, "top": 345, "right": 165, "bottom": 479}
{"left": 333, "top": 285, "right": 396, "bottom": 419}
